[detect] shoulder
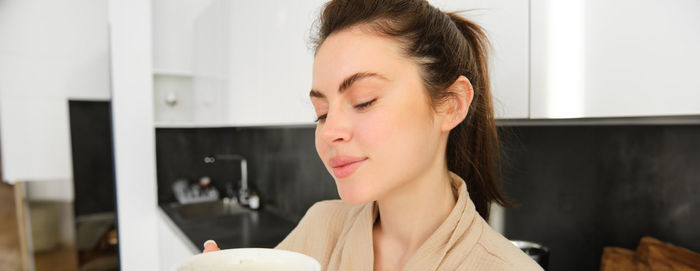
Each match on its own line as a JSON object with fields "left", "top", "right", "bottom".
{"left": 469, "top": 219, "right": 544, "bottom": 271}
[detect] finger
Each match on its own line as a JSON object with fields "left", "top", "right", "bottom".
{"left": 202, "top": 240, "right": 220, "bottom": 253}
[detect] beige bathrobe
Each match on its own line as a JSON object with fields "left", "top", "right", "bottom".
{"left": 275, "top": 172, "right": 543, "bottom": 271}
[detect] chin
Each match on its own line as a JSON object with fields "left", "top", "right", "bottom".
{"left": 335, "top": 180, "right": 375, "bottom": 206}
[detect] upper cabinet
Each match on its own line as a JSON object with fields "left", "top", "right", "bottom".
{"left": 152, "top": 0, "right": 213, "bottom": 75}
{"left": 153, "top": 0, "right": 700, "bottom": 126}
{"left": 153, "top": 0, "right": 530, "bottom": 126}
{"left": 430, "top": 0, "right": 530, "bottom": 119}
{"left": 154, "top": 0, "right": 323, "bottom": 126}
{"left": 218, "top": 0, "right": 324, "bottom": 126}
{"left": 530, "top": 0, "right": 700, "bottom": 119}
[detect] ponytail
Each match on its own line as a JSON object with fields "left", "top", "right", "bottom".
{"left": 315, "top": 0, "right": 513, "bottom": 220}
{"left": 444, "top": 12, "right": 514, "bottom": 220}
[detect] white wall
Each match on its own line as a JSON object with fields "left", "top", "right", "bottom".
{"left": 0, "top": 0, "right": 110, "bottom": 100}
{"left": 108, "top": 0, "right": 160, "bottom": 269}
{"left": 0, "top": 0, "right": 110, "bottom": 192}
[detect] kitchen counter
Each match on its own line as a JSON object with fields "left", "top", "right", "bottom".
{"left": 160, "top": 203, "right": 297, "bottom": 250}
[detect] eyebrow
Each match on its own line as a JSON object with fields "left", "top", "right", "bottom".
{"left": 310, "top": 72, "right": 388, "bottom": 99}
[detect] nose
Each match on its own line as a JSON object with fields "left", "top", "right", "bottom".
{"left": 319, "top": 109, "right": 352, "bottom": 144}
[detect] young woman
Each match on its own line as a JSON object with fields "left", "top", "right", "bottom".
{"left": 204, "top": 0, "right": 542, "bottom": 270}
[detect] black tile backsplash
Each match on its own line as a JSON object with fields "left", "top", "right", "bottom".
{"left": 501, "top": 125, "right": 700, "bottom": 271}
{"left": 155, "top": 124, "right": 700, "bottom": 270}
{"left": 155, "top": 126, "right": 339, "bottom": 222}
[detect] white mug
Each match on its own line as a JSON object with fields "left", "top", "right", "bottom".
{"left": 174, "top": 248, "right": 321, "bottom": 271}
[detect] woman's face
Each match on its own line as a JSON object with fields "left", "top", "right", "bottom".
{"left": 311, "top": 26, "right": 447, "bottom": 205}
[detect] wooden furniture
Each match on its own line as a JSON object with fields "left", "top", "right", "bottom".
{"left": 600, "top": 236, "right": 700, "bottom": 271}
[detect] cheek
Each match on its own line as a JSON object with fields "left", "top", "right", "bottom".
{"left": 314, "top": 126, "right": 326, "bottom": 159}
{"left": 354, "top": 101, "right": 428, "bottom": 162}
{"left": 314, "top": 125, "right": 336, "bottom": 174}
{"left": 353, "top": 110, "right": 393, "bottom": 153}
{"left": 364, "top": 94, "right": 437, "bottom": 168}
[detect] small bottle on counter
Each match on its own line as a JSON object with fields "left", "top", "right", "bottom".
{"left": 198, "top": 176, "right": 212, "bottom": 189}
{"left": 248, "top": 190, "right": 260, "bottom": 210}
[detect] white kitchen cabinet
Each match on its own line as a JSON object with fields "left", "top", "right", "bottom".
{"left": 180, "top": 0, "right": 528, "bottom": 126}
{"left": 158, "top": 210, "right": 197, "bottom": 269}
{"left": 530, "top": 0, "right": 700, "bottom": 119}
{"left": 151, "top": 0, "right": 216, "bottom": 125}
{"left": 224, "top": 0, "right": 322, "bottom": 125}
{"left": 155, "top": 0, "right": 700, "bottom": 126}
{"left": 152, "top": 0, "right": 216, "bottom": 75}
{"left": 184, "top": 0, "right": 323, "bottom": 126}
{"left": 0, "top": 0, "right": 110, "bottom": 184}
{"left": 430, "top": 0, "right": 530, "bottom": 119}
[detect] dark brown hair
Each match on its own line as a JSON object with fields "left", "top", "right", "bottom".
{"left": 313, "top": 0, "right": 512, "bottom": 220}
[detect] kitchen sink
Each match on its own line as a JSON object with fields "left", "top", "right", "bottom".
{"left": 167, "top": 199, "right": 252, "bottom": 220}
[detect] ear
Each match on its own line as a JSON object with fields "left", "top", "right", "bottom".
{"left": 438, "top": 75, "right": 474, "bottom": 132}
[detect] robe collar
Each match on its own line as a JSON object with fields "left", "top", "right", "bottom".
{"left": 334, "top": 171, "right": 479, "bottom": 271}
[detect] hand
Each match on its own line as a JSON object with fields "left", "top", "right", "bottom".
{"left": 202, "top": 240, "right": 220, "bottom": 253}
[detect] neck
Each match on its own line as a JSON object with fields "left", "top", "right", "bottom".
{"left": 373, "top": 160, "right": 457, "bottom": 254}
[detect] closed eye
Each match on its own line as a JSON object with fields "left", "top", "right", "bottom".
{"left": 314, "top": 98, "right": 377, "bottom": 123}
{"left": 355, "top": 98, "right": 377, "bottom": 110}
{"left": 314, "top": 114, "right": 327, "bottom": 123}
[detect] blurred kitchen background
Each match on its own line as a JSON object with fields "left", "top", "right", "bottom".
{"left": 1, "top": 0, "right": 699, "bottom": 270}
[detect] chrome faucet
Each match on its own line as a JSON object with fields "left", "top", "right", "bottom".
{"left": 204, "top": 154, "right": 250, "bottom": 205}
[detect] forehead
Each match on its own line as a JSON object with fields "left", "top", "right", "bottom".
{"left": 312, "top": 27, "right": 413, "bottom": 91}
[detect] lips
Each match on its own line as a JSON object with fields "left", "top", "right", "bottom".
{"left": 329, "top": 156, "right": 368, "bottom": 178}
